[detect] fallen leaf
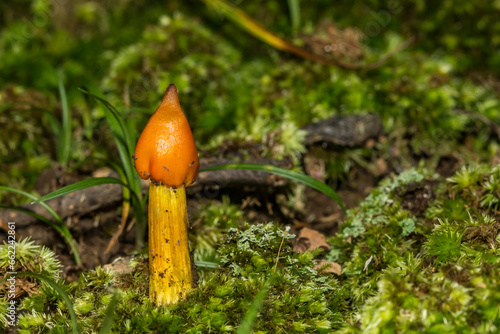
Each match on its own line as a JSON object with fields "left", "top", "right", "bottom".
{"left": 293, "top": 227, "right": 331, "bottom": 253}
{"left": 18, "top": 278, "right": 40, "bottom": 298}
{"left": 103, "top": 257, "right": 134, "bottom": 275}
{"left": 315, "top": 260, "right": 342, "bottom": 275}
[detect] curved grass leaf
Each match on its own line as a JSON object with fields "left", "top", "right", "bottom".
{"left": 237, "top": 277, "right": 272, "bottom": 334}
{"left": 0, "top": 205, "right": 64, "bottom": 235}
{"left": 99, "top": 292, "right": 118, "bottom": 334}
{"left": 57, "top": 70, "right": 71, "bottom": 166}
{"left": 32, "top": 177, "right": 126, "bottom": 204}
{"left": 287, "top": 0, "right": 300, "bottom": 32}
{"left": 15, "top": 272, "right": 78, "bottom": 334}
{"left": 0, "top": 205, "right": 81, "bottom": 265}
{"left": 79, "top": 88, "right": 133, "bottom": 158}
{"left": 0, "top": 186, "right": 63, "bottom": 224}
{"left": 79, "top": 89, "right": 146, "bottom": 247}
{"left": 194, "top": 260, "right": 220, "bottom": 269}
{"left": 201, "top": 163, "right": 345, "bottom": 211}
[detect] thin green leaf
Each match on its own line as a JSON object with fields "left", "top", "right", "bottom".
{"left": 194, "top": 260, "right": 220, "bottom": 268}
{"left": 0, "top": 205, "right": 63, "bottom": 235}
{"left": 237, "top": 278, "right": 272, "bottom": 334}
{"left": 99, "top": 292, "right": 118, "bottom": 334}
{"left": 31, "top": 177, "right": 126, "bottom": 204}
{"left": 80, "top": 88, "right": 141, "bottom": 199}
{"left": 201, "top": 163, "right": 345, "bottom": 211}
{"left": 15, "top": 272, "right": 78, "bottom": 334}
{"left": 42, "top": 109, "right": 62, "bottom": 139}
{"left": 0, "top": 186, "right": 63, "bottom": 224}
{"left": 287, "top": 0, "right": 301, "bottom": 32}
{"left": 57, "top": 71, "right": 71, "bottom": 166}
{"left": 0, "top": 193, "right": 82, "bottom": 265}
{"left": 79, "top": 88, "right": 134, "bottom": 157}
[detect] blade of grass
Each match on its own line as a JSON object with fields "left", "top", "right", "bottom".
{"left": 0, "top": 186, "right": 64, "bottom": 224}
{"left": 0, "top": 186, "right": 82, "bottom": 265}
{"left": 287, "top": 0, "right": 300, "bottom": 32}
{"left": 201, "top": 163, "right": 345, "bottom": 211}
{"left": 57, "top": 70, "right": 71, "bottom": 166}
{"left": 237, "top": 278, "right": 272, "bottom": 334}
{"left": 98, "top": 292, "right": 118, "bottom": 334}
{"left": 31, "top": 177, "right": 127, "bottom": 204}
{"left": 0, "top": 204, "right": 81, "bottom": 265}
{"left": 81, "top": 90, "right": 146, "bottom": 247}
{"left": 194, "top": 260, "right": 220, "bottom": 268}
{"left": 0, "top": 205, "right": 64, "bottom": 235}
{"left": 79, "top": 88, "right": 134, "bottom": 158}
{"left": 15, "top": 272, "right": 78, "bottom": 334}
{"left": 29, "top": 176, "right": 144, "bottom": 247}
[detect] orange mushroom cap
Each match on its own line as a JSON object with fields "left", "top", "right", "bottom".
{"left": 134, "top": 84, "right": 199, "bottom": 188}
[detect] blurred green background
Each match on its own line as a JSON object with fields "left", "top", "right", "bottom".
{"left": 1, "top": 0, "right": 499, "bottom": 200}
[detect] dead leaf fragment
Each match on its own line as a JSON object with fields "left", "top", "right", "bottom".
{"left": 315, "top": 260, "right": 342, "bottom": 275}
{"left": 103, "top": 257, "right": 134, "bottom": 275}
{"left": 1, "top": 278, "right": 40, "bottom": 300}
{"left": 293, "top": 227, "right": 331, "bottom": 253}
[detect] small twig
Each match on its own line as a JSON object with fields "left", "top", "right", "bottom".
{"left": 104, "top": 201, "right": 130, "bottom": 254}
{"left": 273, "top": 229, "right": 287, "bottom": 273}
{"left": 362, "top": 37, "right": 416, "bottom": 70}
{"left": 456, "top": 109, "right": 500, "bottom": 140}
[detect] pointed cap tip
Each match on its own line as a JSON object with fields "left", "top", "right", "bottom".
{"left": 162, "top": 84, "right": 179, "bottom": 104}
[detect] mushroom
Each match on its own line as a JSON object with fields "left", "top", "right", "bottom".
{"left": 134, "top": 84, "right": 199, "bottom": 305}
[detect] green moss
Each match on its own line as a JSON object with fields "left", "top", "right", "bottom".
{"left": 339, "top": 259, "right": 500, "bottom": 333}
{"left": 16, "top": 224, "right": 350, "bottom": 333}
{"left": 6, "top": 164, "right": 500, "bottom": 333}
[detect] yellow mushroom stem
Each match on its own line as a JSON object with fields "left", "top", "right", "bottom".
{"left": 148, "top": 183, "right": 193, "bottom": 305}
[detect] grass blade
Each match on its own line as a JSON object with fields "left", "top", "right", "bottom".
{"left": 0, "top": 204, "right": 81, "bottom": 265}
{"left": 31, "top": 177, "right": 126, "bottom": 204}
{"left": 0, "top": 205, "right": 64, "bottom": 235}
{"left": 0, "top": 186, "right": 63, "bottom": 224}
{"left": 57, "top": 71, "right": 71, "bottom": 166}
{"left": 15, "top": 272, "right": 78, "bottom": 334}
{"left": 201, "top": 163, "right": 345, "bottom": 211}
{"left": 80, "top": 90, "right": 146, "bottom": 247}
{"left": 0, "top": 187, "right": 82, "bottom": 265}
{"left": 237, "top": 278, "right": 272, "bottom": 334}
{"left": 98, "top": 292, "right": 118, "bottom": 334}
{"left": 79, "top": 88, "right": 134, "bottom": 158}
{"left": 194, "top": 260, "right": 220, "bottom": 268}
{"left": 287, "top": 0, "right": 300, "bottom": 32}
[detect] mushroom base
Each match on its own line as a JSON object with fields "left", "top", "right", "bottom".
{"left": 148, "top": 184, "right": 193, "bottom": 305}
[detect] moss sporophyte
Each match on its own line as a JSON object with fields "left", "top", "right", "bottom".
{"left": 134, "top": 84, "right": 200, "bottom": 306}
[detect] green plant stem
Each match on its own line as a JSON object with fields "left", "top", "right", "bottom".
{"left": 57, "top": 70, "right": 71, "bottom": 166}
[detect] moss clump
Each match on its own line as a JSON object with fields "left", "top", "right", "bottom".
{"left": 190, "top": 195, "right": 243, "bottom": 263}
{"left": 6, "top": 165, "right": 500, "bottom": 333}
{"left": 327, "top": 168, "right": 435, "bottom": 304}
{"left": 339, "top": 257, "right": 500, "bottom": 334}
{"left": 0, "top": 238, "right": 62, "bottom": 330}
{"left": 16, "top": 223, "right": 350, "bottom": 333}
{"left": 325, "top": 164, "right": 500, "bottom": 332}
